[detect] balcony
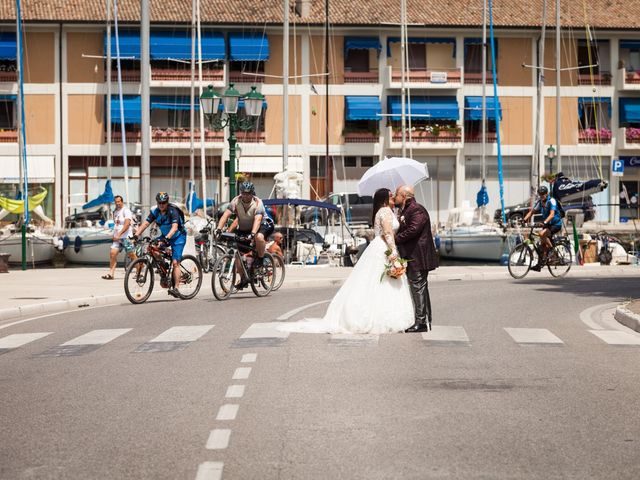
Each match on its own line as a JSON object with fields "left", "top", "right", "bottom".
{"left": 235, "top": 131, "right": 265, "bottom": 143}
{"left": 464, "top": 132, "right": 497, "bottom": 143}
{"left": 463, "top": 72, "right": 497, "bottom": 85}
{"left": 152, "top": 127, "right": 224, "bottom": 143}
{"left": 0, "top": 128, "right": 17, "bottom": 143}
{"left": 344, "top": 71, "right": 379, "bottom": 84}
{"left": 618, "top": 69, "right": 640, "bottom": 90}
{"left": 109, "top": 70, "right": 141, "bottom": 83}
{"left": 578, "top": 72, "right": 612, "bottom": 86}
{"left": 0, "top": 69, "right": 17, "bottom": 82}
{"left": 228, "top": 72, "right": 264, "bottom": 84}
{"left": 387, "top": 66, "right": 462, "bottom": 89}
{"left": 619, "top": 127, "right": 640, "bottom": 149}
{"left": 578, "top": 128, "right": 612, "bottom": 144}
{"left": 151, "top": 67, "right": 224, "bottom": 82}
{"left": 387, "top": 126, "right": 462, "bottom": 149}
{"left": 108, "top": 129, "right": 142, "bottom": 143}
{"left": 343, "top": 131, "right": 379, "bottom": 144}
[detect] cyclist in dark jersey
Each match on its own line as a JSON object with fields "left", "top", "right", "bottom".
{"left": 524, "top": 185, "right": 563, "bottom": 270}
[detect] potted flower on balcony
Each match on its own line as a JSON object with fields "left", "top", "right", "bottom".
{"left": 626, "top": 127, "right": 640, "bottom": 143}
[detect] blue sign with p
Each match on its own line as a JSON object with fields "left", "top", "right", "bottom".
{"left": 612, "top": 159, "right": 624, "bottom": 176}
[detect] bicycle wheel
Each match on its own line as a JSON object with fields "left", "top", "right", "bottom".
{"left": 211, "top": 254, "right": 236, "bottom": 301}
{"left": 271, "top": 254, "right": 286, "bottom": 291}
{"left": 250, "top": 252, "right": 275, "bottom": 297}
{"left": 175, "top": 254, "right": 203, "bottom": 299}
{"left": 124, "top": 257, "right": 154, "bottom": 304}
{"left": 508, "top": 243, "right": 533, "bottom": 279}
{"left": 547, "top": 242, "right": 572, "bottom": 278}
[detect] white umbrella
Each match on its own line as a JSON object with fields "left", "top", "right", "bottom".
{"left": 357, "top": 157, "right": 429, "bottom": 197}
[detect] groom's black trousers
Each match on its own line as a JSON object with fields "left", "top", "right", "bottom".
{"left": 406, "top": 268, "right": 432, "bottom": 326}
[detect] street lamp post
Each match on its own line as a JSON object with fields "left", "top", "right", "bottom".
{"left": 200, "top": 84, "right": 265, "bottom": 200}
{"left": 547, "top": 145, "right": 556, "bottom": 175}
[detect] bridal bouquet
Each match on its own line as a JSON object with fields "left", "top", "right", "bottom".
{"left": 380, "top": 249, "right": 409, "bottom": 282}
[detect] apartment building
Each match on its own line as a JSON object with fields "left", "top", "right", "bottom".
{"left": 2, "top": 1, "right": 640, "bottom": 226}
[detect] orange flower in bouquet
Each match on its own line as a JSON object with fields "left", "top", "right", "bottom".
{"left": 380, "top": 249, "right": 409, "bottom": 282}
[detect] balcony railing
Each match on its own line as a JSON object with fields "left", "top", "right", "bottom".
{"left": 108, "top": 130, "right": 142, "bottom": 143}
{"left": 343, "top": 131, "right": 379, "bottom": 143}
{"left": 463, "top": 72, "right": 497, "bottom": 84}
{"left": 464, "top": 132, "right": 497, "bottom": 143}
{"left": 152, "top": 127, "right": 224, "bottom": 142}
{"left": 0, "top": 129, "right": 18, "bottom": 143}
{"left": 388, "top": 67, "right": 462, "bottom": 86}
{"left": 578, "top": 72, "right": 612, "bottom": 86}
{"left": 109, "top": 70, "right": 141, "bottom": 83}
{"left": 390, "top": 127, "right": 462, "bottom": 144}
{"left": 151, "top": 67, "right": 224, "bottom": 82}
{"left": 344, "top": 71, "right": 379, "bottom": 84}
{"left": 621, "top": 127, "right": 640, "bottom": 148}
{"left": 578, "top": 128, "right": 612, "bottom": 144}
{"left": 235, "top": 131, "right": 265, "bottom": 143}
{"left": 624, "top": 70, "right": 640, "bottom": 84}
{"left": 228, "top": 72, "right": 264, "bottom": 84}
{"left": 0, "top": 70, "right": 17, "bottom": 82}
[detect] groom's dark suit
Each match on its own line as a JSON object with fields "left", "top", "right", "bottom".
{"left": 395, "top": 197, "right": 438, "bottom": 328}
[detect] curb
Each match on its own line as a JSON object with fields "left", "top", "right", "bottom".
{"left": 614, "top": 303, "right": 640, "bottom": 333}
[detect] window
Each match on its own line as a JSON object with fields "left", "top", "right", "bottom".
{"left": 578, "top": 43, "right": 600, "bottom": 74}
{"left": 343, "top": 157, "right": 357, "bottom": 167}
{"left": 310, "top": 156, "right": 326, "bottom": 177}
{"left": 408, "top": 43, "right": 426, "bottom": 71}
{"left": 580, "top": 102, "right": 610, "bottom": 130}
{"left": 0, "top": 100, "right": 15, "bottom": 129}
{"left": 464, "top": 44, "right": 483, "bottom": 73}
{"left": 360, "top": 156, "right": 375, "bottom": 167}
{"left": 345, "top": 49, "right": 369, "bottom": 72}
{"left": 167, "top": 110, "right": 191, "bottom": 129}
{"left": 229, "top": 61, "right": 265, "bottom": 82}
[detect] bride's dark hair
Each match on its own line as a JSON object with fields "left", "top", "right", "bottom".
{"left": 371, "top": 188, "right": 391, "bottom": 225}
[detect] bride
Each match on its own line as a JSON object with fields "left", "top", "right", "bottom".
{"left": 279, "top": 188, "right": 414, "bottom": 334}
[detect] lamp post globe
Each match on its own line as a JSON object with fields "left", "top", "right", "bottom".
{"left": 222, "top": 83, "right": 241, "bottom": 114}
{"left": 244, "top": 86, "right": 265, "bottom": 117}
{"left": 199, "top": 85, "right": 220, "bottom": 117}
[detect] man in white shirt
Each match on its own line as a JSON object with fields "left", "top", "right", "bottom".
{"left": 103, "top": 195, "right": 136, "bottom": 279}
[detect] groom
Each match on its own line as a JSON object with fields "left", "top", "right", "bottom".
{"left": 394, "top": 185, "right": 439, "bottom": 333}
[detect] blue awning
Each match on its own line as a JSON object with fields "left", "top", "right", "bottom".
{"left": 344, "top": 37, "right": 381, "bottom": 54}
{"left": 578, "top": 97, "right": 611, "bottom": 117}
{"left": 387, "top": 37, "right": 456, "bottom": 57}
{"left": 620, "top": 40, "right": 640, "bottom": 50}
{"left": 150, "top": 30, "right": 225, "bottom": 60}
{"left": 345, "top": 96, "right": 381, "bottom": 121}
{"left": 109, "top": 95, "right": 141, "bottom": 124}
{"left": 151, "top": 96, "right": 199, "bottom": 111}
{"left": 229, "top": 33, "right": 269, "bottom": 61}
{"left": 620, "top": 98, "right": 640, "bottom": 124}
{"left": 0, "top": 32, "right": 16, "bottom": 60}
{"left": 387, "top": 96, "right": 459, "bottom": 121}
{"left": 105, "top": 29, "right": 140, "bottom": 60}
{"left": 464, "top": 96, "right": 502, "bottom": 121}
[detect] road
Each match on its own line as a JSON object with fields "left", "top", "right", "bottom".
{"left": 1, "top": 275, "right": 639, "bottom": 479}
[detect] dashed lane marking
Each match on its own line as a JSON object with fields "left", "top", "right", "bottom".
{"left": 206, "top": 429, "right": 231, "bottom": 450}
{"left": 504, "top": 328, "right": 564, "bottom": 346}
{"left": 195, "top": 461, "right": 224, "bottom": 480}
{"left": 422, "top": 326, "right": 470, "bottom": 345}
{"left": 225, "top": 385, "right": 245, "bottom": 398}
{"left": 216, "top": 404, "right": 239, "bottom": 421}
{"left": 241, "top": 353, "right": 257, "bottom": 363}
{"left": 232, "top": 367, "right": 252, "bottom": 380}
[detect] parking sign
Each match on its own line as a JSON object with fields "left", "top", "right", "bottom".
{"left": 612, "top": 159, "right": 624, "bottom": 177}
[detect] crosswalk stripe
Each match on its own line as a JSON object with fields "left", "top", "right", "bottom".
{"left": 195, "top": 461, "right": 224, "bottom": 480}
{"left": 422, "top": 326, "right": 469, "bottom": 344}
{"left": 216, "top": 404, "right": 239, "bottom": 421}
{"left": 329, "top": 334, "right": 379, "bottom": 346}
{"left": 147, "top": 325, "right": 214, "bottom": 343}
{"left": 504, "top": 328, "right": 564, "bottom": 345}
{"left": 240, "top": 323, "right": 290, "bottom": 339}
{"left": 0, "top": 332, "right": 52, "bottom": 349}
{"left": 589, "top": 330, "right": 640, "bottom": 346}
{"left": 232, "top": 367, "right": 252, "bottom": 380}
{"left": 206, "top": 429, "right": 231, "bottom": 450}
{"left": 62, "top": 329, "right": 132, "bottom": 346}
{"left": 225, "top": 385, "right": 245, "bottom": 398}
{"left": 241, "top": 353, "right": 257, "bottom": 363}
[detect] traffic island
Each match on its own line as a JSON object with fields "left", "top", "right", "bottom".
{"left": 615, "top": 300, "right": 640, "bottom": 333}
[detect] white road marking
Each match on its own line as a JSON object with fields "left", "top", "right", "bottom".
{"left": 241, "top": 353, "right": 257, "bottom": 363}
{"left": 225, "top": 385, "right": 245, "bottom": 398}
{"left": 240, "top": 322, "right": 290, "bottom": 339}
{"left": 0, "top": 305, "right": 105, "bottom": 331}
{"left": 232, "top": 367, "right": 252, "bottom": 380}
{"left": 422, "top": 326, "right": 469, "bottom": 343}
{"left": 195, "top": 461, "right": 224, "bottom": 480}
{"left": 0, "top": 332, "right": 52, "bottom": 349}
{"left": 148, "top": 325, "right": 214, "bottom": 343}
{"left": 330, "top": 333, "right": 379, "bottom": 345}
{"left": 504, "top": 328, "right": 564, "bottom": 345}
{"left": 216, "top": 404, "right": 239, "bottom": 421}
{"left": 276, "top": 300, "right": 331, "bottom": 321}
{"left": 589, "top": 330, "right": 640, "bottom": 346}
{"left": 579, "top": 303, "right": 619, "bottom": 330}
{"left": 61, "top": 329, "right": 132, "bottom": 346}
{"left": 206, "top": 429, "right": 231, "bottom": 450}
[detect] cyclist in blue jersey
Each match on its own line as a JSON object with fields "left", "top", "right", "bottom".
{"left": 523, "top": 185, "right": 564, "bottom": 270}
{"left": 133, "top": 192, "right": 186, "bottom": 297}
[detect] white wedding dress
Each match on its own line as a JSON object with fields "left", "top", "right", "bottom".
{"left": 279, "top": 207, "right": 414, "bottom": 334}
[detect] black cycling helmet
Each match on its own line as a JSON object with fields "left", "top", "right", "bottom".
{"left": 239, "top": 181, "right": 255, "bottom": 195}
{"left": 156, "top": 191, "right": 169, "bottom": 203}
{"left": 537, "top": 185, "right": 549, "bottom": 195}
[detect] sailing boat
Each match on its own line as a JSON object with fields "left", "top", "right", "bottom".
{"left": 437, "top": 0, "right": 507, "bottom": 262}
{"left": 0, "top": 2, "right": 57, "bottom": 266}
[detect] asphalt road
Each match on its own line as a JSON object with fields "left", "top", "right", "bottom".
{"left": 1, "top": 275, "right": 640, "bottom": 479}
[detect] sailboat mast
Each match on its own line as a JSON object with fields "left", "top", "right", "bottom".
{"left": 140, "top": 0, "right": 150, "bottom": 211}
{"left": 481, "top": 0, "right": 487, "bottom": 184}
{"left": 106, "top": 0, "right": 112, "bottom": 180}
{"left": 196, "top": 0, "right": 207, "bottom": 218}
{"left": 325, "top": 0, "right": 329, "bottom": 176}
{"left": 533, "top": 0, "right": 547, "bottom": 198}
{"left": 112, "top": 0, "right": 130, "bottom": 205}
{"left": 283, "top": 0, "right": 289, "bottom": 172}
{"left": 399, "top": 0, "right": 407, "bottom": 157}
{"left": 189, "top": 0, "right": 196, "bottom": 213}
{"left": 15, "top": 0, "right": 28, "bottom": 270}
{"left": 555, "top": 0, "right": 561, "bottom": 172}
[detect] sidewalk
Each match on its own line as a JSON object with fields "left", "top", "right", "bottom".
{"left": 0, "top": 263, "right": 637, "bottom": 322}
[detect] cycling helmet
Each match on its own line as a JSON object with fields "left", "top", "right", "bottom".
{"left": 537, "top": 185, "right": 549, "bottom": 195}
{"left": 239, "top": 181, "right": 256, "bottom": 195}
{"left": 156, "top": 191, "right": 169, "bottom": 203}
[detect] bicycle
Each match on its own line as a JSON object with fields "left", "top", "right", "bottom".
{"left": 211, "top": 232, "right": 275, "bottom": 300}
{"left": 507, "top": 224, "right": 573, "bottom": 279}
{"left": 271, "top": 253, "right": 286, "bottom": 291}
{"left": 124, "top": 237, "right": 203, "bottom": 304}
{"left": 194, "top": 219, "right": 226, "bottom": 273}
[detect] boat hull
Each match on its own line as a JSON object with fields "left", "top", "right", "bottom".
{"left": 0, "top": 232, "right": 56, "bottom": 265}
{"left": 438, "top": 229, "right": 507, "bottom": 262}
{"left": 63, "top": 228, "right": 122, "bottom": 266}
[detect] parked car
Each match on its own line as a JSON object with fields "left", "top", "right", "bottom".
{"left": 494, "top": 196, "right": 596, "bottom": 226}
{"left": 301, "top": 193, "right": 374, "bottom": 226}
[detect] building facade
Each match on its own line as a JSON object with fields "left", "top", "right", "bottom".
{"left": 2, "top": 2, "right": 640, "bottom": 226}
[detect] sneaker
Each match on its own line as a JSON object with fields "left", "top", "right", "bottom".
{"left": 167, "top": 288, "right": 180, "bottom": 298}
{"left": 531, "top": 264, "right": 542, "bottom": 272}
{"left": 235, "top": 279, "right": 250, "bottom": 290}
{"left": 253, "top": 257, "right": 264, "bottom": 268}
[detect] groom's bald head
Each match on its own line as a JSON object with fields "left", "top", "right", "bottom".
{"left": 395, "top": 185, "right": 414, "bottom": 198}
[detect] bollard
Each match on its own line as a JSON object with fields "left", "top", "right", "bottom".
{"left": 0, "top": 253, "right": 11, "bottom": 273}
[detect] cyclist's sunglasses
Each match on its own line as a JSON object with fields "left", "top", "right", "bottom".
{"left": 157, "top": 201, "right": 168, "bottom": 206}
